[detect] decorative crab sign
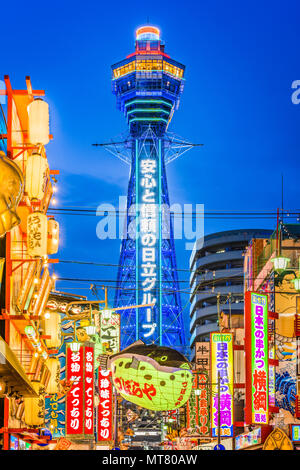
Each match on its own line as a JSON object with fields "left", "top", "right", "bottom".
{"left": 100, "top": 340, "right": 193, "bottom": 411}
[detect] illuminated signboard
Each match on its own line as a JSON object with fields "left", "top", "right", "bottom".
{"left": 245, "top": 291, "right": 269, "bottom": 425}
{"left": 100, "top": 310, "right": 120, "bottom": 355}
{"left": 66, "top": 344, "right": 95, "bottom": 436}
{"left": 292, "top": 425, "right": 300, "bottom": 442}
{"left": 136, "top": 142, "right": 161, "bottom": 342}
{"left": 210, "top": 333, "right": 234, "bottom": 438}
{"left": 197, "top": 371, "right": 210, "bottom": 436}
{"left": 98, "top": 369, "right": 113, "bottom": 442}
{"left": 66, "top": 345, "right": 84, "bottom": 435}
{"left": 84, "top": 346, "right": 94, "bottom": 435}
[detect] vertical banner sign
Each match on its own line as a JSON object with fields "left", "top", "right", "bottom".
{"left": 98, "top": 369, "right": 113, "bottom": 442}
{"left": 195, "top": 342, "right": 210, "bottom": 372}
{"left": 245, "top": 291, "right": 269, "bottom": 425}
{"left": 84, "top": 346, "right": 94, "bottom": 435}
{"left": 100, "top": 310, "right": 120, "bottom": 355}
{"left": 66, "top": 345, "right": 84, "bottom": 435}
{"left": 210, "top": 333, "right": 234, "bottom": 438}
{"left": 135, "top": 137, "right": 161, "bottom": 343}
{"left": 269, "top": 339, "right": 276, "bottom": 408}
{"left": 187, "top": 373, "right": 198, "bottom": 430}
{"left": 197, "top": 371, "right": 210, "bottom": 436}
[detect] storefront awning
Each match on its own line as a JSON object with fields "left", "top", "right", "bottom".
{"left": 0, "top": 336, "right": 37, "bottom": 397}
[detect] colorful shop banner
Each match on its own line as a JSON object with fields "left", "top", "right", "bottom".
{"left": 100, "top": 310, "right": 120, "bottom": 355}
{"left": 84, "top": 346, "right": 94, "bottom": 435}
{"left": 197, "top": 371, "right": 210, "bottom": 436}
{"left": 195, "top": 342, "right": 210, "bottom": 372}
{"left": 186, "top": 373, "right": 198, "bottom": 431}
{"left": 187, "top": 371, "right": 209, "bottom": 436}
{"left": 245, "top": 291, "right": 269, "bottom": 425}
{"left": 210, "top": 333, "right": 234, "bottom": 438}
{"left": 235, "top": 427, "right": 261, "bottom": 450}
{"left": 98, "top": 369, "right": 113, "bottom": 442}
{"left": 135, "top": 140, "right": 162, "bottom": 342}
{"left": 66, "top": 345, "right": 84, "bottom": 435}
{"left": 291, "top": 425, "right": 300, "bottom": 442}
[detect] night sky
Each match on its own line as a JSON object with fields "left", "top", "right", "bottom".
{"left": 2, "top": 0, "right": 300, "bottom": 339}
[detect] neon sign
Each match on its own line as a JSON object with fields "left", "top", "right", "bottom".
{"left": 210, "top": 333, "right": 234, "bottom": 437}
{"left": 245, "top": 291, "right": 269, "bottom": 425}
{"left": 98, "top": 369, "right": 113, "bottom": 442}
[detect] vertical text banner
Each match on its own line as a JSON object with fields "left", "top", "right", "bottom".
{"left": 135, "top": 137, "right": 161, "bottom": 343}
{"left": 245, "top": 291, "right": 269, "bottom": 425}
{"left": 66, "top": 345, "right": 84, "bottom": 435}
{"left": 210, "top": 333, "right": 234, "bottom": 438}
{"left": 98, "top": 369, "right": 113, "bottom": 442}
{"left": 84, "top": 346, "right": 94, "bottom": 435}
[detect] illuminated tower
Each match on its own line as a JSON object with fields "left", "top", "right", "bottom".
{"left": 112, "top": 26, "right": 186, "bottom": 351}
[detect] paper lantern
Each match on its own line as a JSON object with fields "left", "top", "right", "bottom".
{"left": 47, "top": 218, "right": 59, "bottom": 254}
{"left": 24, "top": 381, "right": 45, "bottom": 427}
{"left": 0, "top": 151, "right": 24, "bottom": 238}
{"left": 27, "top": 99, "right": 50, "bottom": 145}
{"left": 103, "top": 341, "right": 193, "bottom": 411}
{"left": 45, "top": 357, "right": 61, "bottom": 395}
{"left": 25, "top": 152, "right": 48, "bottom": 200}
{"left": 42, "top": 311, "right": 61, "bottom": 349}
{"left": 27, "top": 212, "right": 48, "bottom": 257}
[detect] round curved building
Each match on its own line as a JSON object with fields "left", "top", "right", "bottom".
{"left": 189, "top": 228, "right": 272, "bottom": 359}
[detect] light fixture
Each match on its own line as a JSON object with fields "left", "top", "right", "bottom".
{"left": 271, "top": 256, "right": 290, "bottom": 272}
{"left": 292, "top": 278, "right": 300, "bottom": 292}
{"left": 70, "top": 342, "right": 81, "bottom": 352}
{"left": 85, "top": 325, "right": 97, "bottom": 336}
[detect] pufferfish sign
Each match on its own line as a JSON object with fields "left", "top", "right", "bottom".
{"left": 99, "top": 340, "right": 193, "bottom": 411}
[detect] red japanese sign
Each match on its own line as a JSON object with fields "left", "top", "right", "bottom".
{"left": 197, "top": 372, "right": 210, "bottom": 435}
{"left": 98, "top": 369, "right": 113, "bottom": 442}
{"left": 66, "top": 346, "right": 84, "bottom": 435}
{"left": 84, "top": 346, "right": 94, "bottom": 435}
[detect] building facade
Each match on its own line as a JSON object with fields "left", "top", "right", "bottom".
{"left": 189, "top": 229, "right": 272, "bottom": 359}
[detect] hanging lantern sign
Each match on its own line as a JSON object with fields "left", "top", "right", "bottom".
{"left": 84, "top": 346, "right": 94, "bottom": 435}
{"left": 27, "top": 98, "right": 50, "bottom": 146}
{"left": 245, "top": 291, "right": 269, "bottom": 425}
{"left": 42, "top": 312, "right": 61, "bottom": 349}
{"left": 66, "top": 344, "right": 84, "bottom": 436}
{"left": 30, "top": 267, "right": 53, "bottom": 317}
{"left": 100, "top": 341, "right": 193, "bottom": 411}
{"left": 27, "top": 212, "right": 48, "bottom": 257}
{"left": 25, "top": 152, "right": 48, "bottom": 201}
{"left": 46, "top": 357, "right": 61, "bottom": 395}
{"left": 98, "top": 369, "right": 113, "bottom": 442}
{"left": 16, "top": 259, "right": 42, "bottom": 312}
{"left": 47, "top": 218, "right": 59, "bottom": 254}
{"left": 24, "top": 382, "right": 45, "bottom": 427}
{"left": 0, "top": 151, "right": 24, "bottom": 238}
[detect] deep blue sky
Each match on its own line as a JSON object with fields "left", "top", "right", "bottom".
{"left": 2, "top": 0, "right": 300, "bottom": 335}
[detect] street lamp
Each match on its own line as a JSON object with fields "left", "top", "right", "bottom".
{"left": 271, "top": 256, "right": 290, "bottom": 272}
{"left": 85, "top": 324, "right": 97, "bottom": 336}
{"left": 70, "top": 341, "right": 81, "bottom": 352}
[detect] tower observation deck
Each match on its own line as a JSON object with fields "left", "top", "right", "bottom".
{"left": 112, "top": 26, "right": 186, "bottom": 352}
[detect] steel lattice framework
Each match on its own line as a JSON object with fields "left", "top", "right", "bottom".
{"left": 100, "top": 26, "right": 201, "bottom": 352}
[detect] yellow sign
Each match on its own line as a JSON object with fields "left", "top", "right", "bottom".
{"left": 263, "top": 427, "right": 294, "bottom": 450}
